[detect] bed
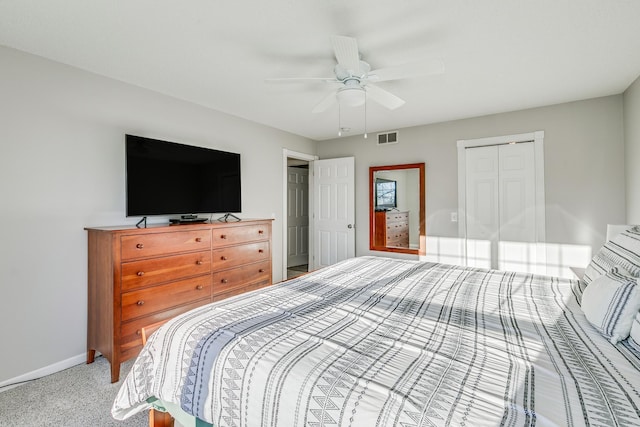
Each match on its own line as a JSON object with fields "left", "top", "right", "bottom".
{"left": 112, "top": 253, "right": 640, "bottom": 426}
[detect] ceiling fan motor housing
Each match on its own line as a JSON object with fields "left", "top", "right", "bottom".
{"left": 334, "top": 60, "right": 370, "bottom": 107}
{"left": 334, "top": 61, "right": 371, "bottom": 82}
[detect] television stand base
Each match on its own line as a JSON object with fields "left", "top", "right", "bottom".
{"left": 135, "top": 216, "right": 148, "bottom": 228}
{"left": 169, "top": 217, "right": 208, "bottom": 225}
{"left": 217, "top": 213, "right": 241, "bottom": 222}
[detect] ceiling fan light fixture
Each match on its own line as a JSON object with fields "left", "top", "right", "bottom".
{"left": 336, "top": 87, "right": 365, "bottom": 107}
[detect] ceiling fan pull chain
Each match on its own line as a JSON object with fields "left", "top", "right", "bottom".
{"left": 338, "top": 102, "right": 342, "bottom": 137}
{"left": 364, "top": 92, "right": 368, "bottom": 139}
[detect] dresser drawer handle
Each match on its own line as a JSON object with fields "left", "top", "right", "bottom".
{"left": 221, "top": 256, "right": 228, "bottom": 261}
{"left": 259, "top": 268, "right": 265, "bottom": 273}
{"left": 136, "top": 243, "right": 144, "bottom": 249}
{"left": 220, "top": 234, "right": 227, "bottom": 239}
{"left": 196, "top": 285, "right": 203, "bottom": 290}
{"left": 136, "top": 300, "right": 145, "bottom": 306}
{"left": 258, "top": 249, "right": 264, "bottom": 253}
{"left": 137, "top": 271, "right": 145, "bottom": 277}
{"left": 221, "top": 279, "right": 228, "bottom": 284}
{"left": 195, "top": 237, "right": 202, "bottom": 242}
{"left": 258, "top": 230, "right": 264, "bottom": 234}
{"left": 136, "top": 330, "right": 141, "bottom": 336}
{"left": 196, "top": 260, "right": 203, "bottom": 265}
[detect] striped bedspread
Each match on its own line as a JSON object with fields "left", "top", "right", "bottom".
{"left": 112, "top": 256, "right": 640, "bottom": 426}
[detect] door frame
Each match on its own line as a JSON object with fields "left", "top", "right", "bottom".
{"left": 282, "top": 149, "right": 318, "bottom": 281}
{"left": 456, "top": 131, "right": 546, "bottom": 266}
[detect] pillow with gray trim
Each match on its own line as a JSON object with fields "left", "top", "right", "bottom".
{"left": 583, "top": 226, "right": 640, "bottom": 285}
{"left": 581, "top": 267, "right": 640, "bottom": 344}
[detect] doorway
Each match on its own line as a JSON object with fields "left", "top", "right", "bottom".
{"left": 286, "top": 162, "right": 310, "bottom": 279}
{"left": 282, "top": 149, "right": 317, "bottom": 281}
{"left": 281, "top": 150, "right": 356, "bottom": 281}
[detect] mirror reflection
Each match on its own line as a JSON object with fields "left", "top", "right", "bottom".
{"left": 369, "top": 163, "right": 425, "bottom": 255}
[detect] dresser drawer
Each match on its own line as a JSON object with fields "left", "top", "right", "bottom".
{"left": 119, "top": 299, "right": 208, "bottom": 361}
{"left": 121, "top": 250, "right": 211, "bottom": 291}
{"left": 212, "top": 224, "right": 271, "bottom": 247}
{"left": 386, "top": 212, "right": 408, "bottom": 223}
{"left": 387, "top": 232, "right": 409, "bottom": 247}
{"left": 121, "top": 230, "right": 211, "bottom": 260}
{"left": 121, "top": 276, "right": 212, "bottom": 322}
{"left": 212, "top": 260, "right": 271, "bottom": 295}
{"left": 386, "top": 221, "right": 408, "bottom": 231}
{"left": 212, "top": 241, "right": 270, "bottom": 269}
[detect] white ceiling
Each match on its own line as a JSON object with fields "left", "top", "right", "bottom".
{"left": 1, "top": 1, "right": 639, "bottom": 141}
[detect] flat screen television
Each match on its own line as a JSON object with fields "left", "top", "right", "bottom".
{"left": 375, "top": 178, "right": 397, "bottom": 210}
{"left": 125, "top": 134, "right": 241, "bottom": 219}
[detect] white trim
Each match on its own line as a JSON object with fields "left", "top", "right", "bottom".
{"left": 457, "top": 131, "right": 546, "bottom": 269}
{"left": 0, "top": 353, "right": 86, "bottom": 392}
{"left": 282, "top": 149, "right": 318, "bottom": 282}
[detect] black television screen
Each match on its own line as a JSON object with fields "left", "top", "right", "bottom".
{"left": 126, "top": 135, "right": 241, "bottom": 217}
{"left": 375, "top": 178, "right": 397, "bottom": 210}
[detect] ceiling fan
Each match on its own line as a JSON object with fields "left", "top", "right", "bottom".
{"left": 267, "top": 35, "right": 445, "bottom": 113}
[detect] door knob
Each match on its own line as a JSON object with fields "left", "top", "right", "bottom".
{"left": 347, "top": 224, "right": 353, "bottom": 229}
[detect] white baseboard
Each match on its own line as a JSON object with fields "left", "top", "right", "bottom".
{"left": 0, "top": 353, "right": 86, "bottom": 392}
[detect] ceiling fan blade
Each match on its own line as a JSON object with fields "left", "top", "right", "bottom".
{"left": 312, "top": 91, "right": 337, "bottom": 113}
{"left": 265, "top": 77, "right": 337, "bottom": 83}
{"left": 365, "top": 85, "right": 405, "bottom": 110}
{"left": 330, "top": 35, "right": 361, "bottom": 73}
{"left": 368, "top": 58, "right": 445, "bottom": 82}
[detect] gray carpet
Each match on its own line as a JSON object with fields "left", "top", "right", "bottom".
{"left": 0, "top": 356, "right": 147, "bottom": 426}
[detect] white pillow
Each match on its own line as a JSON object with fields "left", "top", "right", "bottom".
{"left": 581, "top": 267, "right": 640, "bottom": 344}
{"left": 583, "top": 226, "right": 640, "bottom": 286}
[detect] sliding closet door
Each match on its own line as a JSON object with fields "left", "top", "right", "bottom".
{"left": 497, "top": 142, "right": 537, "bottom": 272}
{"left": 465, "top": 145, "right": 499, "bottom": 268}
{"left": 465, "top": 142, "right": 537, "bottom": 271}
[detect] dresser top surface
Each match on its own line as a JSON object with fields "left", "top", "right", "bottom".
{"left": 85, "top": 218, "right": 273, "bottom": 233}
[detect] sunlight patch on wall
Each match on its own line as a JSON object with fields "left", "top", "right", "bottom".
{"left": 423, "top": 236, "right": 491, "bottom": 268}
{"left": 422, "top": 236, "right": 592, "bottom": 279}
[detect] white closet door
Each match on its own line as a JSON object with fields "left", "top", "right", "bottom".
{"left": 465, "top": 142, "right": 537, "bottom": 271}
{"left": 498, "top": 142, "right": 536, "bottom": 242}
{"left": 497, "top": 142, "right": 536, "bottom": 272}
{"left": 465, "top": 145, "right": 499, "bottom": 268}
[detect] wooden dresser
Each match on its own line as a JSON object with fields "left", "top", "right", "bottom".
{"left": 85, "top": 219, "right": 272, "bottom": 382}
{"left": 374, "top": 210, "right": 410, "bottom": 248}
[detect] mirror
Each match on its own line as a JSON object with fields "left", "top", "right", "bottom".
{"left": 369, "top": 163, "right": 425, "bottom": 255}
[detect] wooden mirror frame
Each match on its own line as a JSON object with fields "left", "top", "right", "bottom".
{"left": 369, "top": 163, "right": 426, "bottom": 255}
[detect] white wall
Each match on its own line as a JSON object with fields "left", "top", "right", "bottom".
{"left": 317, "top": 95, "right": 626, "bottom": 260}
{"left": 0, "top": 46, "right": 315, "bottom": 384}
{"left": 625, "top": 75, "right": 640, "bottom": 222}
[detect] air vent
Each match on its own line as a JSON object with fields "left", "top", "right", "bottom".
{"left": 377, "top": 131, "right": 398, "bottom": 146}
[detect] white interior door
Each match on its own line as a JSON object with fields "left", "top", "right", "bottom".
{"left": 312, "top": 157, "right": 355, "bottom": 269}
{"left": 287, "top": 167, "right": 309, "bottom": 267}
{"left": 465, "top": 142, "right": 537, "bottom": 271}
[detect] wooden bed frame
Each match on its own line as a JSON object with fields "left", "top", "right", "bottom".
{"left": 149, "top": 410, "right": 174, "bottom": 427}
{"left": 141, "top": 321, "right": 175, "bottom": 427}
